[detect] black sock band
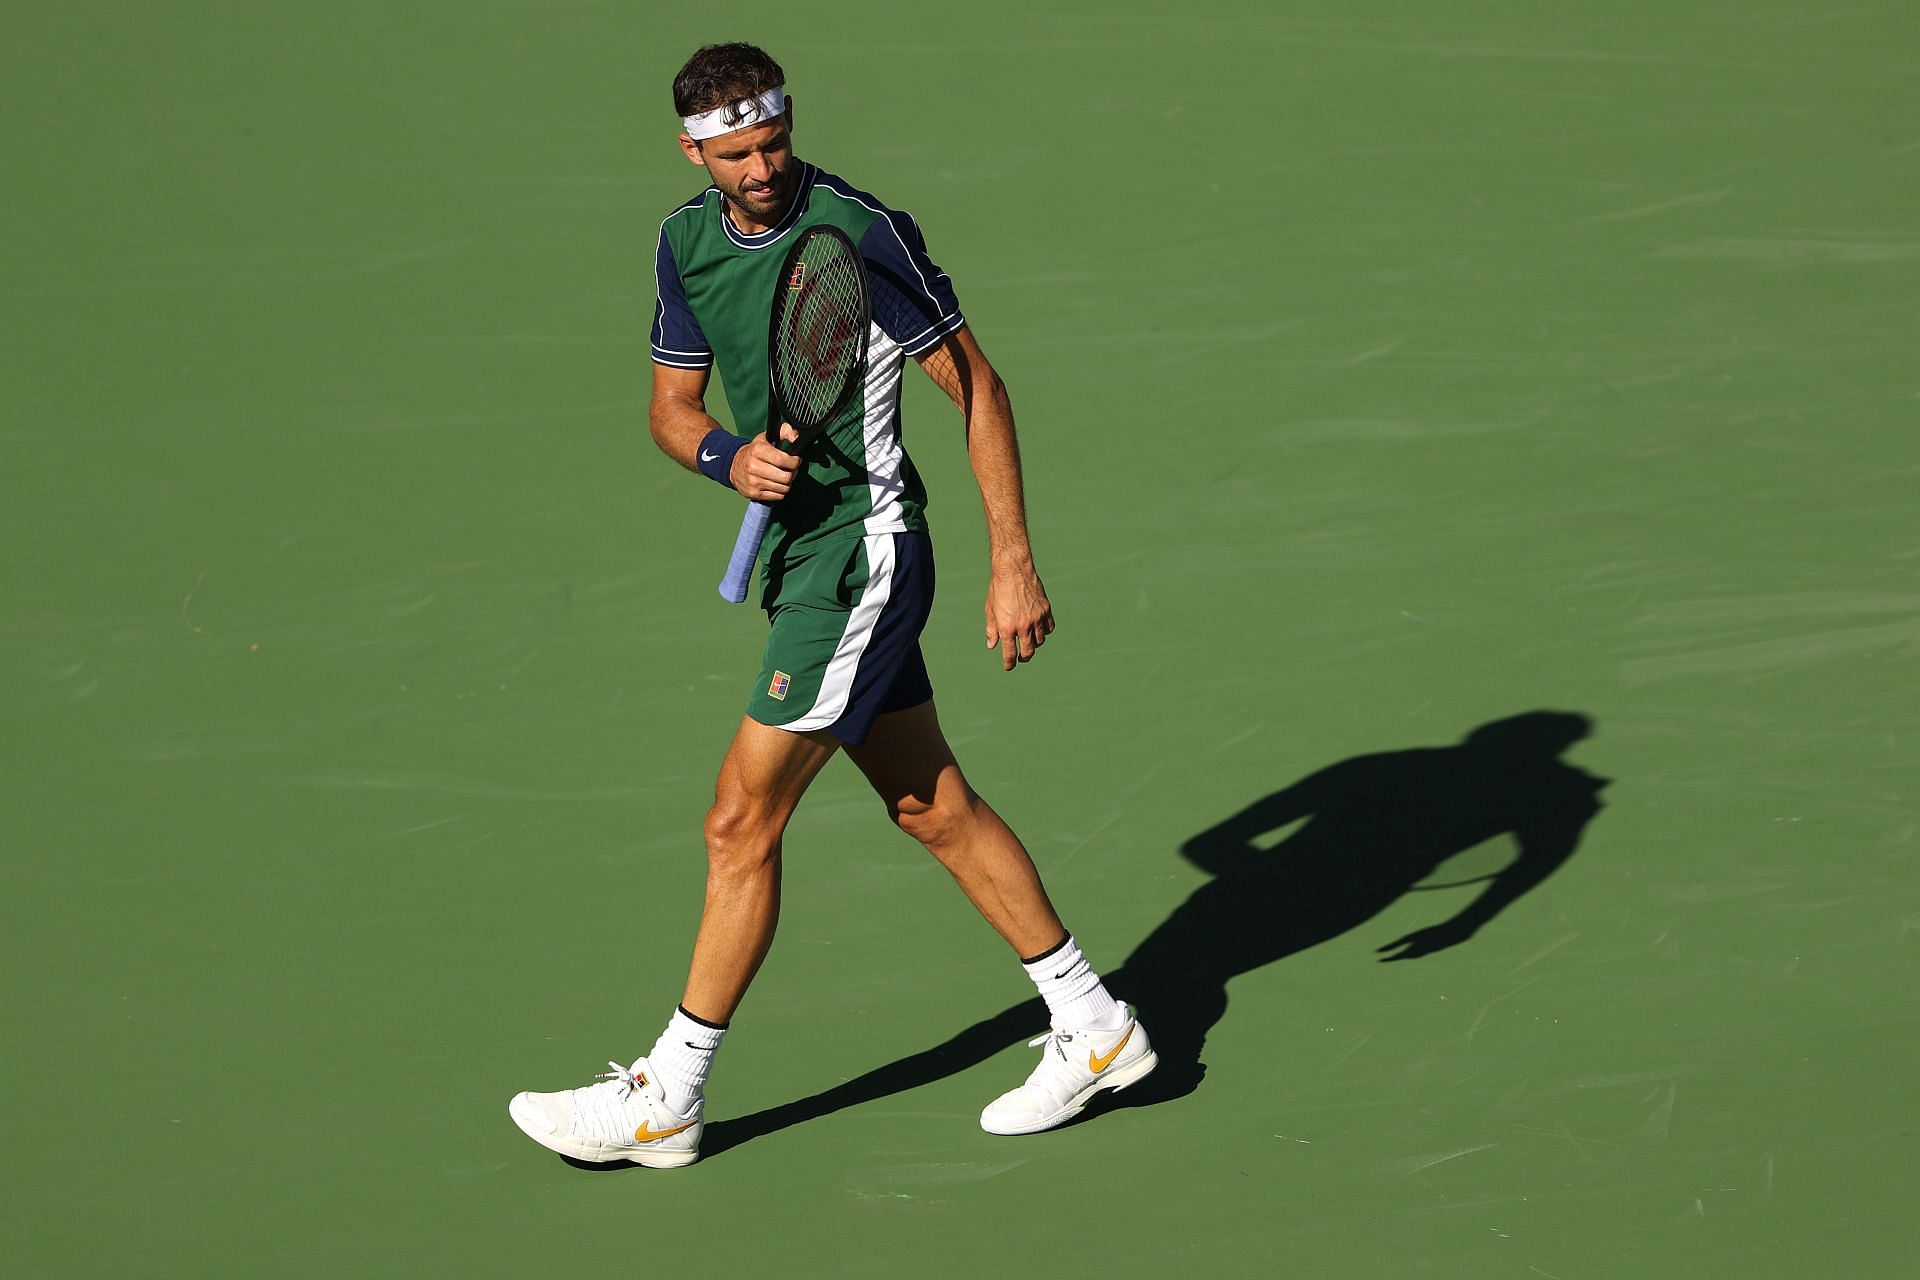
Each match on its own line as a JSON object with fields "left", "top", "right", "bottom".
{"left": 677, "top": 1004, "right": 730, "bottom": 1031}
{"left": 1019, "top": 934, "right": 1072, "bottom": 967}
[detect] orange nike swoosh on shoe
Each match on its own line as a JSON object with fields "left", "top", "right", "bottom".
{"left": 634, "top": 1119, "right": 696, "bottom": 1142}
{"left": 1088, "top": 1023, "right": 1136, "bottom": 1074}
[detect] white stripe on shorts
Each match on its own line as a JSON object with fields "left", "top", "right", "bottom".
{"left": 783, "top": 533, "right": 896, "bottom": 733}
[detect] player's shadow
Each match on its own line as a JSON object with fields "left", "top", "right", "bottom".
{"left": 692, "top": 710, "right": 1607, "bottom": 1159}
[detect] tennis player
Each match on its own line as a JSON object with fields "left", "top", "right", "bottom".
{"left": 507, "top": 43, "right": 1154, "bottom": 1167}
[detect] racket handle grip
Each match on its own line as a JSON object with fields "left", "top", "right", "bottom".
{"left": 718, "top": 501, "right": 774, "bottom": 604}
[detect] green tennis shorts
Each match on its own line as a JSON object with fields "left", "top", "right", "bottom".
{"left": 746, "top": 531, "right": 935, "bottom": 746}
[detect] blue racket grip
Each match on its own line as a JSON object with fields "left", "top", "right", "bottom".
{"left": 718, "top": 501, "right": 774, "bottom": 603}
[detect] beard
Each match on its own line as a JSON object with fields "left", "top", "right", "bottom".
{"left": 722, "top": 166, "right": 793, "bottom": 223}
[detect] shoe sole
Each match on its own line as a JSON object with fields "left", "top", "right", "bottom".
{"left": 508, "top": 1095, "right": 701, "bottom": 1168}
{"left": 981, "top": 1048, "right": 1160, "bottom": 1136}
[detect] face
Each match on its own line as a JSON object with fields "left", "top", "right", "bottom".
{"left": 678, "top": 105, "right": 796, "bottom": 224}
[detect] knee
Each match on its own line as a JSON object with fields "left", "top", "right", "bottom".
{"left": 891, "top": 786, "right": 979, "bottom": 856}
{"left": 703, "top": 798, "right": 781, "bottom": 877}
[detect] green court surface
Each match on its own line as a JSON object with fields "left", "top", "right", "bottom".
{"left": 6, "top": 3, "right": 1917, "bottom": 1275}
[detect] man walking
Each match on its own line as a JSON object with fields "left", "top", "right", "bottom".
{"left": 508, "top": 42, "right": 1152, "bottom": 1167}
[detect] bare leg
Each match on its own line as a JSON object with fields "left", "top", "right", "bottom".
{"left": 845, "top": 700, "right": 1065, "bottom": 957}
{"left": 680, "top": 716, "right": 840, "bottom": 1024}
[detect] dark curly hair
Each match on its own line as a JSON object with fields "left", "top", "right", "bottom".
{"left": 672, "top": 43, "right": 786, "bottom": 122}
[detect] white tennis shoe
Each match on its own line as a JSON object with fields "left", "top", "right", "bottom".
{"left": 508, "top": 1056, "right": 702, "bottom": 1168}
{"left": 980, "top": 1008, "right": 1158, "bottom": 1135}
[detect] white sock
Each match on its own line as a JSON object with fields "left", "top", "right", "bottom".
{"left": 646, "top": 1006, "right": 725, "bottom": 1115}
{"left": 1022, "top": 935, "right": 1127, "bottom": 1031}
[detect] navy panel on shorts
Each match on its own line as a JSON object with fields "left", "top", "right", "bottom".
{"left": 826, "top": 532, "right": 935, "bottom": 745}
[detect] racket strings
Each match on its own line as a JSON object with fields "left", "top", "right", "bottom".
{"left": 771, "top": 242, "right": 868, "bottom": 430}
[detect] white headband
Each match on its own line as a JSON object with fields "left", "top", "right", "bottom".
{"left": 682, "top": 87, "right": 787, "bottom": 140}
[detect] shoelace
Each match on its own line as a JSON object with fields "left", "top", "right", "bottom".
{"left": 564, "top": 1059, "right": 650, "bottom": 1141}
{"left": 1027, "top": 1029, "right": 1078, "bottom": 1064}
{"left": 1016, "top": 1029, "right": 1102, "bottom": 1101}
{"left": 595, "top": 1059, "right": 644, "bottom": 1100}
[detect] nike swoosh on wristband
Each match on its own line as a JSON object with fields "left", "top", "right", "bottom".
{"left": 1088, "top": 1023, "right": 1136, "bottom": 1074}
{"left": 635, "top": 1119, "right": 696, "bottom": 1142}
{"left": 700, "top": 449, "right": 719, "bottom": 462}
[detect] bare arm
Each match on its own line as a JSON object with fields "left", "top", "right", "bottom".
{"left": 915, "top": 325, "right": 1054, "bottom": 670}
{"left": 648, "top": 362, "right": 798, "bottom": 501}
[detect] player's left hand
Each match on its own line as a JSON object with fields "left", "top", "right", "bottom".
{"left": 985, "top": 564, "right": 1054, "bottom": 671}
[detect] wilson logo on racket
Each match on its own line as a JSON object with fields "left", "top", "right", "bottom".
{"left": 799, "top": 309, "right": 859, "bottom": 378}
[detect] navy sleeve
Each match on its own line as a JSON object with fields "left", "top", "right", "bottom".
{"left": 859, "top": 210, "right": 965, "bottom": 357}
{"left": 650, "top": 228, "right": 712, "bottom": 369}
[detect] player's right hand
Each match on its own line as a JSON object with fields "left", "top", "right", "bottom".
{"left": 732, "top": 424, "right": 802, "bottom": 501}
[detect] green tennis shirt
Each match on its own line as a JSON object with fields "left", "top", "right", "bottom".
{"left": 651, "top": 161, "right": 966, "bottom": 564}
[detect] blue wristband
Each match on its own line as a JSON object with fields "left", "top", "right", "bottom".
{"left": 696, "top": 428, "right": 749, "bottom": 490}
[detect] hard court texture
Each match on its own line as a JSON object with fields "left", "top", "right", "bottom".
{"left": 3, "top": 2, "right": 1916, "bottom": 1276}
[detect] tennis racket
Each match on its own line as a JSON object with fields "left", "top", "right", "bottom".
{"left": 717, "top": 224, "right": 872, "bottom": 603}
